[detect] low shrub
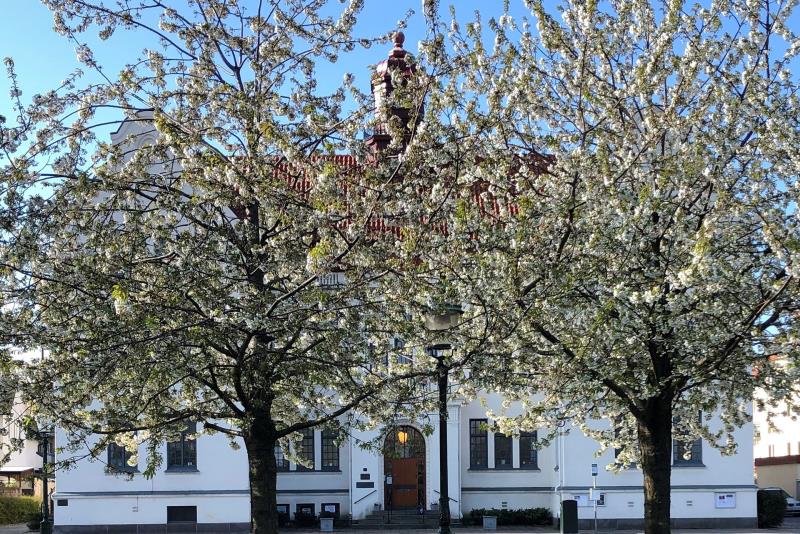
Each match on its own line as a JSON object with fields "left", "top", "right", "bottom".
{"left": 27, "top": 511, "right": 42, "bottom": 531}
{"left": 277, "top": 510, "right": 289, "bottom": 527}
{"left": 293, "top": 511, "right": 317, "bottom": 527}
{"left": 465, "top": 507, "right": 553, "bottom": 526}
{"left": 757, "top": 489, "right": 786, "bottom": 528}
{"left": 0, "top": 496, "right": 41, "bottom": 525}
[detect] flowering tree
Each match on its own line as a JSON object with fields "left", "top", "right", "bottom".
{"left": 0, "top": 2, "right": 454, "bottom": 533}
{"left": 443, "top": 1, "right": 800, "bottom": 532}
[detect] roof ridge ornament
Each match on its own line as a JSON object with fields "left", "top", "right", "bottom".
{"left": 367, "top": 30, "right": 422, "bottom": 156}
{"left": 390, "top": 31, "right": 406, "bottom": 58}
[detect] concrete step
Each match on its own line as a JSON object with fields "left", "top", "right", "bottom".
{"left": 352, "top": 518, "right": 461, "bottom": 530}
{"left": 354, "top": 511, "right": 461, "bottom": 529}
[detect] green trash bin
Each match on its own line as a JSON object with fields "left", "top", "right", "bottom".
{"left": 561, "top": 499, "right": 578, "bottom": 534}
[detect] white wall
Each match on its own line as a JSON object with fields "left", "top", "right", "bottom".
{"left": 459, "top": 393, "right": 557, "bottom": 514}
{"left": 557, "top": 412, "right": 756, "bottom": 522}
{"left": 1, "top": 396, "right": 44, "bottom": 470}
{"left": 55, "top": 424, "right": 350, "bottom": 526}
{"left": 458, "top": 394, "right": 756, "bottom": 523}
{"left": 54, "top": 394, "right": 757, "bottom": 526}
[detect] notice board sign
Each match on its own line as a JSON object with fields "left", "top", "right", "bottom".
{"left": 715, "top": 493, "right": 736, "bottom": 509}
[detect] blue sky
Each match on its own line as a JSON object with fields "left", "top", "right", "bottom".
{"left": 2, "top": 1, "right": 798, "bottom": 132}
{"left": 0, "top": 1, "right": 531, "bottom": 123}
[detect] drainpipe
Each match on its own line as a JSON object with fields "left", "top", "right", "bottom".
{"left": 348, "top": 433, "right": 353, "bottom": 520}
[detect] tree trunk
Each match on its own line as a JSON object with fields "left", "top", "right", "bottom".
{"left": 637, "top": 399, "right": 673, "bottom": 534}
{"left": 245, "top": 418, "right": 279, "bottom": 534}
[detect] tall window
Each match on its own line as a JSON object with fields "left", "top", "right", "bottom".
{"left": 394, "top": 337, "right": 412, "bottom": 364}
{"left": 107, "top": 442, "right": 137, "bottom": 473}
{"left": 519, "top": 431, "right": 538, "bottom": 469}
{"left": 321, "top": 430, "right": 339, "bottom": 471}
{"left": 673, "top": 413, "right": 702, "bottom": 466}
{"left": 469, "top": 419, "right": 488, "bottom": 469}
{"left": 275, "top": 442, "right": 289, "bottom": 472}
{"left": 494, "top": 433, "right": 512, "bottom": 468}
{"left": 296, "top": 428, "right": 315, "bottom": 471}
{"left": 673, "top": 437, "right": 702, "bottom": 465}
{"left": 167, "top": 421, "right": 197, "bottom": 471}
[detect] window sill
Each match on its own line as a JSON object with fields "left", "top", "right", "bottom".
{"left": 470, "top": 467, "right": 541, "bottom": 472}
{"left": 672, "top": 463, "right": 706, "bottom": 468}
{"left": 285, "top": 469, "right": 342, "bottom": 474}
{"left": 165, "top": 467, "right": 200, "bottom": 473}
{"left": 105, "top": 469, "right": 140, "bottom": 475}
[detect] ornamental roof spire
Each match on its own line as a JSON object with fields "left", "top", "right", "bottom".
{"left": 367, "top": 30, "right": 423, "bottom": 154}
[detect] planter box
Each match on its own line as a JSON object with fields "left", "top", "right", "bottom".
{"left": 320, "top": 517, "right": 334, "bottom": 532}
{"left": 483, "top": 516, "right": 497, "bottom": 530}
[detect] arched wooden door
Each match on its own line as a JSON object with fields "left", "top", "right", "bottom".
{"left": 384, "top": 426, "right": 425, "bottom": 509}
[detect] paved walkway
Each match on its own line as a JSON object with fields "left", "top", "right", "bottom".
{"left": 3, "top": 517, "right": 796, "bottom": 533}
{"left": 283, "top": 516, "right": 800, "bottom": 533}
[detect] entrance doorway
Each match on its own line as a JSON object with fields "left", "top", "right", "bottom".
{"left": 384, "top": 426, "right": 425, "bottom": 509}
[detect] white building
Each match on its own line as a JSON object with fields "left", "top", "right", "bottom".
{"left": 51, "top": 34, "right": 757, "bottom": 534}
{"left": 53, "top": 390, "right": 757, "bottom": 531}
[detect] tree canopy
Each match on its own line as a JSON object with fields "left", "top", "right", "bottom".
{"left": 2, "top": 2, "right": 800, "bottom": 534}
{"left": 429, "top": 1, "right": 800, "bottom": 532}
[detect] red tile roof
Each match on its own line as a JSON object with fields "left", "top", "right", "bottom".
{"left": 755, "top": 454, "right": 800, "bottom": 466}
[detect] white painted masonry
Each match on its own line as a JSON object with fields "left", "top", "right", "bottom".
{"left": 53, "top": 393, "right": 757, "bottom": 530}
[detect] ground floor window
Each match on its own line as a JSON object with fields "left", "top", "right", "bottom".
{"left": 494, "top": 433, "right": 512, "bottom": 468}
{"left": 673, "top": 412, "right": 703, "bottom": 466}
{"left": 275, "top": 442, "right": 289, "bottom": 471}
{"left": 167, "top": 421, "right": 197, "bottom": 471}
{"left": 321, "top": 430, "right": 339, "bottom": 471}
{"left": 297, "top": 428, "right": 315, "bottom": 471}
{"left": 469, "top": 419, "right": 488, "bottom": 469}
{"left": 107, "top": 442, "right": 137, "bottom": 473}
{"left": 167, "top": 505, "right": 197, "bottom": 523}
{"left": 519, "top": 431, "right": 538, "bottom": 469}
{"left": 673, "top": 437, "right": 703, "bottom": 466}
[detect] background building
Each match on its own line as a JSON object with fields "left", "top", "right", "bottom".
{"left": 753, "top": 392, "right": 800, "bottom": 500}
{"left": 0, "top": 394, "right": 52, "bottom": 500}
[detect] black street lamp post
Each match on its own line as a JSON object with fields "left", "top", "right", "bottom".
{"left": 429, "top": 344, "right": 452, "bottom": 534}
{"left": 35, "top": 428, "right": 53, "bottom": 534}
{"left": 424, "top": 305, "right": 462, "bottom": 534}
